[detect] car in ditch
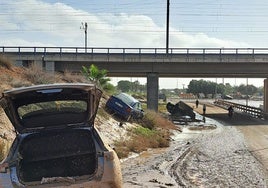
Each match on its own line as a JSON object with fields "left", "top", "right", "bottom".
{"left": 105, "top": 93, "right": 144, "bottom": 121}
{"left": 0, "top": 83, "right": 122, "bottom": 188}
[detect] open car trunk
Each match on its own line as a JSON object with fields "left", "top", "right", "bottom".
{"left": 17, "top": 129, "right": 97, "bottom": 183}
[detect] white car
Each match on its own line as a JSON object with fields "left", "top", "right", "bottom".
{"left": 0, "top": 83, "right": 122, "bottom": 188}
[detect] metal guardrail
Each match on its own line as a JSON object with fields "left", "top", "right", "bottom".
{"left": 214, "top": 99, "right": 265, "bottom": 119}
{"left": 2, "top": 46, "right": 268, "bottom": 55}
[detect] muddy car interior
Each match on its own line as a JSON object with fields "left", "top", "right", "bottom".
{"left": 18, "top": 129, "right": 97, "bottom": 183}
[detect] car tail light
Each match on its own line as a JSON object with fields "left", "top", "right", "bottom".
{"left": 0, "top": 162, "right": 9, "bottom": 173}
{"left": 126, "top": 107, "right": 131, "bottom": 113}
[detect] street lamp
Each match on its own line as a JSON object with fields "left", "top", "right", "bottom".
{"left": 80, "top": 22, "right": 88, "bottom": 53}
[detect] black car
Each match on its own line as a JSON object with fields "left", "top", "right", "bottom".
{"left": 0, "top": 83, "right": 122, "bottom": 188}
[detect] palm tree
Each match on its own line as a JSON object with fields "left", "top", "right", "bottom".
{"left": 81, "top": 64, "right": 111, "bottom": 89}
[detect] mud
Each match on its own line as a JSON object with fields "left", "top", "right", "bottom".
{"left": 121, "top": 117, "right": 267, "bottom": 187}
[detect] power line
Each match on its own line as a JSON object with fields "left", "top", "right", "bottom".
{"left": 2, "top": 1, "right": 268, "bottom": 40}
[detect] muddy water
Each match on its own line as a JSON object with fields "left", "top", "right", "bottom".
{"left": 121, "top": 116, "right": 267, "bottom": 188}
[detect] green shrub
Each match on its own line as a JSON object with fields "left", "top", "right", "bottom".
{"left": 113, "top": 110, "right": 177, "bottom": 158}
{"left": 132, "top": 126, "right": 157, "bottom": 137}
{"left": 139, "top": 110, "right": 176, "bottom": 130}
{"left": 114, "top": 125, "right": 170, "bottom": 158}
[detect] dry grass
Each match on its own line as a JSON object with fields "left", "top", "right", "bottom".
{"left": 0, "top": 55, "right": 12, "bottom": 69}
{"left": 139, "top": 110, "right": 177, "bottom": 130}
{"left": 61, "top": 69, "right": 87, "bottom": 83}
{"left": 0, "top": 140, "right": 5, "bottom": 161}
{"left": 114, "top": 127, "right": 170, "bottom": 158}
{"left": 97, "top": 106, "right": 110, "bottom": 120}
{"left": 0, "top": 66, "right": 31, "bottom": 92}
{"left": 114, "top": 110, "right": 177, "bottom": 159}
{"left": 24, "top": 64, "right": 61, "bottom": 84}
{"left": 24, "top": 66, "right": 88, "bottom": 85}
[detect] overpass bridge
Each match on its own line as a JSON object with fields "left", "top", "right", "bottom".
{"left": 1, "top": 46, "right": 268, "bottom": 112}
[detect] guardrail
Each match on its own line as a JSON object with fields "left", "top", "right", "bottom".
{"left": 214, "top": 99, "right": 265, "bottom": 119}
{"left": 2, "top": 46, "right": 268, "bottom": 55}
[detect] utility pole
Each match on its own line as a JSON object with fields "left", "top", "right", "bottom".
{"left": 80, "top": 22, "right": 88, "bottom": 53}
{"left": 246, "top": 78, "right": 249, "bottom": 106}
{"left": 215, "top": 78, "right": 218, "bottom": 99}
{"left": 166, "top": 0, "right": 170, "bottom": 54}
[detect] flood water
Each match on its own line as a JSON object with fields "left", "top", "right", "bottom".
{"left": 226, "top": 99, "right": 263, "bottom": 108}
{"left": 181, "top": 98, "right": 263, "bottom": 108}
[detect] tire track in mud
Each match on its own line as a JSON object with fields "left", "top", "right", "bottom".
{"left": 122, "top": 123, "right": 267, "bottom": 187}
{"left": 173, "top": 126, "right": 267, "bottom": 188}
{"left": 168, "top": 146, "right": 192, "bottom": 187}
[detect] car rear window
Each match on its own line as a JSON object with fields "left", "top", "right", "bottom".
{"left": 116, "top": 93, "right": 137, "bottom": 106}
{"left": 18, "top": 100, "right": 87, "bottom": 119}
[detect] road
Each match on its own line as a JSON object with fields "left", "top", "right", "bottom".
{"left": 122, "top": 101, "right": 267, "bottom": 187}
{"left": 188, "top": 100, "right": 268, "bottom": 174}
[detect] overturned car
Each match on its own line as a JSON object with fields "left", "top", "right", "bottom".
{"left": 0, "top": 83, "right": 122, "bottom": 188}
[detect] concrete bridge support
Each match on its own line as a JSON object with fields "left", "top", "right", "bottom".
{"left": 264, "top": 79, "right": 268, "bottom": 114}
{"left": 45, "top": 61, "right": 55, "bottom": 73}
{"left": 33, "top": 60, "right": 43, "bottom": 69}
{"left": 147, "top": 73, "right": 159, "bottom": 111}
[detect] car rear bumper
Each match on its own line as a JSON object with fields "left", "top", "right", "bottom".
{"left": 0, "top": 151, "right": 122, "bottom": 188}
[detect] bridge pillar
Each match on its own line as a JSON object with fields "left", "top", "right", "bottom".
{"left": 264, "top": 79, "right": 268, "bottom": 113}
{"left": 147, "top": 73, "right": 159, "bottom": 111}
{"left": 45, "top": 61, "right": 55, "bottom": 73}
{"left": 33, "top": 60, "right": 43, "bottom": 69}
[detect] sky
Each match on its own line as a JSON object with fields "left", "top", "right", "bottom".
{"left": 1, "top": 0, "right": 268, "bottom": 88}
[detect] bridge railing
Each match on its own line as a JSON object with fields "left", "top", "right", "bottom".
{"left": 2, "top": 46, "right": 268, "bottom": 55}
{"left": 214, "top": 99, "right": 265, "bottom": 119}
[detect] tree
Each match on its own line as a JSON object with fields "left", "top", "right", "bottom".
{"left": 132, "top": 80, "right": 140, "bottom": 92}
{"left": 237, "top": 84, "right": 257, "bottom": 96}
{"left": 81, "top": 64, "right": 111, "bottom": 89}
{"left": 187, "top": 79, "right": 226, "bottom": 97}
{"left": 224, "top": 83, "right": 234, "bottom": 95}
{"left": 117, "top": 80, "right": 146, "bottom": 93}
{"left": 117, "top": 80, "right": 132, "bottom": 92}
{"left": 103, "top": 83, "right": 116, "bottom": 94}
